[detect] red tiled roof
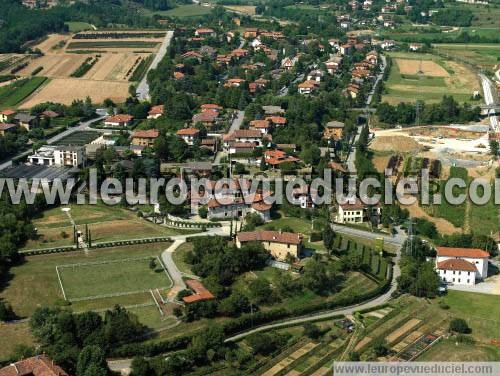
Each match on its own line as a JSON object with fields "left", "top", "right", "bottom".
{"left": 196, "top": 28, "right": 215, "bottom": 34}
{"left": 230, "top": 129, "right": 261, "bottom": 138}
{"left": 182, "top": 279, "right": 215, "bottom": 303}
{"left": 132, "top": 129, "right": 159, "bottom": 139}
{"left": 1, "top": 109, "right": 16, "bottom": 116}
{"left": 41, "top": 110, "right": 59, "bottom": 118}
{"left": 237, "top": 230, "right": 301, "bottom": 245}
{"left": 173, "top": 71, "right": 185, "bottom": 79}
{"left": 266, "top": 116, "right": 286, "bottom": 124}
{"left": 105, "top": 114, "right": 133, "bottom": 123}
{"left": 229, "top": 142, "right": 257, "bottom": 149}
{"left": 0, "top": 123, "right": 17, "bottom": 131}
{"left": 201, "top": 104, "right": 223, "bottom": 111}
{"left": 0, "top": 355, "right": 68, "bottom": 376}
{"left": 177, "top": 127, "right": 200, "bottom": 136}
{"left": 193, "top": 110, "right": 218, "bottom": 123}
{"left": 437, "top": 259, "right": 477, "bottom": 272}
{"left": 340, "top": 197, "right": 366, "bottom": 210}
{"left": 250, "top": 119, "right": 270, "bottom": 128}
{"left": 298, "top": 80, "right": 318, "bottom": 89}
{"left": 148, "top": 105, "right": 164, "bottom": 115}
{"left": 436, "top": 247, "right": 489, "bottom": 259}
{"left": 252, "top": 201, "right": 272, "bottom": 211}
{"left": 329, "top": 161, "right": 347, "bottom": 173}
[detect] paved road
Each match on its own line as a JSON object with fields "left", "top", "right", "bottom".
{"left": 479, "top": 73, "right": 499, "bottom": 132}
{"left": 0, "top": 115, "right": 106, "bottom": 171}
{"left": 366, "top": 54, "right": 386, "bottom": 106}
{"left": 136, "top": 30, "right": 174, "bottom": 101}
{"left": 331, "top": 223, "right": 406, "bottom": 247}
{"left": 213, "top": 110, "right": 245, "bottom": 165}
{"left": 346, "top": 125, "right": 362, "bottom": 176}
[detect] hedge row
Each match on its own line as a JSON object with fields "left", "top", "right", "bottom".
{"left": 165, "top": 219, "right": 221, "bottom": 229}
{"left": 21, "top": 246, "right": 76, "bottom": 256}
{"left": 110, "top": 334, "right": 192, "bottom": 358}
{"left": 91, "top": 237, "right": 171, "bottom": 248}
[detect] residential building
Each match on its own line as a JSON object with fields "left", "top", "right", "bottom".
{"left": 182, "top": 280, "right": 215, "bottom": 304}
{"left": 337, "top": 198, "right": 367, "bottom": 223}
{"left": 0, "top": 109, "right": 16, "bottom": 123}
{"left": 147, "top": 105, "right": 164, "bottom": 119}
{"left": 243, "top": 28, "right": 259, "bottom": 38}
{"left": 28, "top": 145, "right": 84, "bottom": 167}
{"left": 236, "top": 230, "right": 303, "bottom": 261}
{"left": 0, "top": 123, "right": 17, "bottom": 136}
{"left": 266, "top": 116, "right": 286, "bottom": 127}
{"left": 298, "top": 80, "right": 319, "bottom": 95}
{"left": 201, "top": 104, "right": 223, "bottom": 113}
{"left": 14, "top": 113, "right": 37, "bottom": 131}
{"left": 409, "top": 43, "right": 422, "bottom": 52}
{"left": 436, "top": 247, "right": 489, "bottom": 285}
{"left": 0, "top": 354, "right": 68, "bottom": 376}
{"left": 177, "top": 127, "right": 200, "bottom": 145}
{"left": 291, "top": 186, "right": 315, "bottom": 209}
{"left": 263, "top": 149, "right": 300, "bottom": 168}
{"left": 131, "top": 129, "right": 159, "bottom": 147}
{"left": 323, "top": 120, "right": 345, "bottom": 140}
{"left": 192, "top": 110, "right": 218, "bottom": 128}
{"left": 224, "top": 78, "right": 245, "bottom": 88}
{"left": 380, "top": 40, "right": 395, "bottom": 50}
{"left": 104, "top": 114, "right": 133, "bottom": 127}
{"left": 307, "top": 70, "right": 324, "bottom": 83}
{"left": 250, "top": 119, "right": 272, "bottom": 134}
{"left": 195, "top": 28, "right": 216, "bottom": 37}
{"left": 223, "top": 129, "right": 263, "bottom": 149}
{"left": 206, "top": 196, "right": 271, "bottom": 221}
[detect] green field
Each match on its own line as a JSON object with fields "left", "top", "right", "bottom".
{"left": 0, "top": 321, "right": 35, "bottom": 361}
{"left": 65, "top": 21, "right": 94, "bottom": 32}
{"left": 58, "top": 257, "right": 172, "bottom": 301}
{"left": 66, "top": 41, "right": 160, "bottom": 49}
{"left": 146, "top": 4, "right": 213, "bottom": 18}
{"left": 433, "top": 43, "right": 500, "bottom": 70}
{"left": 0, "top": 76, "right": 48, "bottom": 108}
{"left": 382, "top": 53, "right": 478, "bottom": 104}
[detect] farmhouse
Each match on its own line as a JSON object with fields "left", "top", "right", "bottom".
{"left": 104, "top": 114, "right": 134, "bottom": 127}
{"left": 0, "top": 354, "right": 68, "bottom": 376}
{"left": 291, "top": 185, "right": 315, "bottom": 209}
{"left": 182, "top": 280, "right": 215, "bottom": 304}
{"left": 147, "top": 105, "right": 164, "bottom": 119}
{"left": 177, "top": 127, "right": 200, "bottom": 146}
{"left": 131, "top": 129, "right": 159, "bottom": 147}
{"left": 436, "top": 247, "right": 489, "bottom": 286}
{"left": 236, "top": 230, "right": 303, "bottom": 261}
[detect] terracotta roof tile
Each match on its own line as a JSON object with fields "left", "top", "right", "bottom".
{"left": 436, "top": 247, "right": 489, "bottom": 258}
{"left": 237, "top": 230, "right": 301, "bottom": 245}
{"left": 437, "top": 259, "right": 477, "bottom": 272}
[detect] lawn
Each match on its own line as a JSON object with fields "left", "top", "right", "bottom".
{"left": 0, "top": 321, "right": 35, "bottom": 361}
{"left": 172, "top": 242, "right": 194, "bottom": 275}
{"left": 0, "top": 243, "right": 171, "bottom": 317}
{"left": 65, "top": 21, "right": 94, "bottom": 32}
{"left": 58, "top": 256, "right": 172, "bottom": 301}
{"left": 24, "top": 202, "right": 178, "bottom": 250}
{"left": 382, "top": 53, "right": 478, "bottom": 104}
{"left": 56, "top": 130, "right": 100, "bottom": 145}
{"left": 0, "top": 76, "right": 48, "bottom": 108}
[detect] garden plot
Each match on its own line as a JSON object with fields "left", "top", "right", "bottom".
{"left": 16, "top": 54, "right": 88, "bottom": 78}
{"left": 57, "top": 256, "right": 172, "bottom": 301}
{"left": 385, "top": 318, "right": 421, "bottom": 344}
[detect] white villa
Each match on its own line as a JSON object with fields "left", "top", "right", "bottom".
{"left": 436, "top": 247, "right": 489, "bottom": 286}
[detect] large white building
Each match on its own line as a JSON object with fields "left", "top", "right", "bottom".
{"left": 436, "top": 247, "right": 490, "bottom": 286}
{"left": 28, "top": 146, "right": 84, "bottom": 167}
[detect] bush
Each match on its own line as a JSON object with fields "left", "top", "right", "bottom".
{"left": 449, "top": 318, "right": 471, "bottom": 334}
{"left": 309, "top": 231, "right": 323, "bottom": 242}
{"left": 199, "top": 206, "right": 208, "bottom": 219}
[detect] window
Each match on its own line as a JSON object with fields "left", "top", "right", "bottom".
{"left": 467, "top": 279, "right": 470, "bottom": 284}
{"left": 459, "top": 271, "right": 461, "bottom": 275}
{"left": 453, "top": 278, "right": 455, "bottom": 282}
{"left": 458, "top": 278, "right": 461, "bottom": 283}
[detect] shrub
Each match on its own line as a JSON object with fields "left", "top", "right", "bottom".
{"left": 449, "top": 318, "right": 471, "bottom": 334}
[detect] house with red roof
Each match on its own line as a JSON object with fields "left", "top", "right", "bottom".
{"left": 147, "top": 105, "right": 164, "bottom": 119}
{"left": 224, "top": 78, "right": 245, "bottom": 88}
{"left": 236, "top": 230, "right": 303, "bottom": 261}
{"left": 263, "top": 149, "right": 300, "bottom": 168}
{"left": 177, "top": 127, "right": 200, "bottom": 145}
{"left": 436, "top": 247, "right": 490, "bottom": 285}
{"left": 0, "top": 109, "right": 16, "bottom": 123}
{"left": 195, "top": 28, "right": 216, "bottom": 37}
{"left": 223, "top": 129, "right": 263, "bottom": 150}
{"left": 265, "top": 116, "right": 286, "bottom": 127}
{"left": 298, "top": 80, "right": 319, "bottom": 95}
{"left": 200, "top": 104, "right": 223, "bottom": 113}
{"left": 104, "top": 114, "right": 134, "bottom": 127}
{"left": 0, "top": 123, "right": 17, "bottom": 136}
{"left": 0, "top": 354, "right": 68, "bottom": 376}
{"left": 192, "top": 110, "right": 218, "bottom": 128}
{"left": 182, "top": 279, "right": 215, "bottom": 304}
{"left": 249, "top": 119, "right": 272, "bottom": 134}
{"left": 131, "top": 129, "right": 159, "bottom": 147}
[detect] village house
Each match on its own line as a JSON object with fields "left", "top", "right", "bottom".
{"left": 0, "top": 354, "right": 68, "bottom": 376}
{"left": 250, "top": 119, "right": 272, "bottom": 135}
{"left": 263, "top": 149, "right": 300, "bottom": 169}
{"left": 224, "top": 78, "right": 246, "bottom": 88}
{"left": 236, "top": 230, "right": 303, "bottom": 261}
{"left": 365, "top": 50, "right": 378, "bottom": 65}
{"left": 0, "top": 109, "right": 16, "bottom": 123}
{"left": 104, "top": 114, "right": 133, "bottom": 127}
{"left": 14, "top": 113, "right": 37, "bottom": 131}
{"left": 231, "top": 48, "right": 248, "bottom": 59}
{"left": 147, "top": 105, "right": 164, "bottom": 119}
{"left": 195, "top": 28, "right": 216, "bottom": 37}
{"left": 181, "top": 50, "right": 203, "bottom": 61}
{"left": 326, "top": 55, "right": 343, "bottom": 74}
{"left": 0, "top": 123, "right": 17, "bottom": 136}
{"left": 41, "top": 110, "right": 59, "bottom": 119}
{"left": 281, "top": 57, "right": 297, "bottom": 70}
{"left": 266, "top": 116, "right": 286, "bottom": 127}
{"left": 346, "top": 83, "right": 360, "bottom": 99}
{"left": 173, "top": 71, "right": 185, "bottom": 80}
{"left": 436, "top": 247, "right": 489, "bottom": 286}
{"left": 307, "top": 70, "right": 324, "bottom": 83}
{"left": 323, "top": 120, "right": 345, "bottom": 140}
{"left": 409, "top": 43, "right": 422, "bottom": 52}
{"left": 199, "top": 45, "right": 217, "bottom": 59}
{"left": 380, "top": 39, "right": 395, "bottom": 50}
{"left": 182, "top": 279, "right": 215, "bottom": 304}
{"left": 291, "top": 186, "right": 316, "bottom": 209}
{"left": 249, "top": 78, "right": 269, "bottom": 93}
{"left": 201, "top": 103, "right": 223, "bottom": 113}
{"left": 177, "top": 127, "right": 200, "bottom": 146}
{"left": 223, "top": 129, "right": 263, "bottom": 149}
{"left": 340, "top": 44, "right": 353, "bottom": 56}
{"left": 243, "top": 28, "right": 259, "bottom": 38}
{"left": 131, "top": 129, "right": 159, "bottom": 147}
{"left": 192, "top": 110, "right": 218, "bottom": 128}
{"left": 298, "top": 80, "right": 319, "bottom": 95}
{"left": 336, "top": 198, "right": 366, "bottom": 224}
{"left": 200, "top": 137, "right": 217, "bottom": 153}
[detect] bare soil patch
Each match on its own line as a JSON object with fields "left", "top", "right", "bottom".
{"left": 395, "top": 59, "right": 449, "bottom": 77}
{"left": 370, "top": 136, "right": 424, "bottom": 153}
{"left": 385, "top": 318, "right": 421, "bottom": 344}
{"left": 404, "top": 200, "right": 460, "bottom": 235}
{"left": 35, "top": 34, "right": 72, "bottom": 54}
{"left": 19, "top": 78, "right": 130, "bottom": 107}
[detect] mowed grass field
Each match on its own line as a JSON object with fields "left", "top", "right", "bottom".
{"left": 59, "top": 256, "right": 172, "bottom": 301}
{"left": 147, "top": 4, "right": 213, "bottom": 18}
{"left": 0, "top": 243, "right": 171, "bottom": 317}
{"left": 0, "top": 76, "right": 48, "bottom": 109}
{"left": 23, "top": 202, "right": 179, "bottom": 250}
{"left": 382, "top": 52, "right": 479, "bottom": 104}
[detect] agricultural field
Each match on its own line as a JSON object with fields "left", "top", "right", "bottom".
{"left": 148, "top": 4, "right": 213, "bottom": 18}
{"left": 55, "top": 130, "right": 100, "bottom": 145}
{"left": 223, "top": 5, "right": 256, "bottom": 15}
{"left": 382, "top": 52, "right": 479, "bottom": 104}
{"left": 12, "top": 31, "right": 161, "bottom": 107}
{"left": 0, "top": 76, "right": 48, "bottom": 109}
{"left": 22, "top": 201, "right": 178, "bottom": 250}
{"left": 433, "top": 43, "right": 500, "bottom": 71}
{"left": 64, "top": 21, "right": 94, "bottom": 32}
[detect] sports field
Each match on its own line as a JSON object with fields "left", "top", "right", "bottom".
{"left": 58, "top": 256, "right": 171, "bottom": 301}
{"left": 382, "top": 52, "right": 479, "bottom": 104}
